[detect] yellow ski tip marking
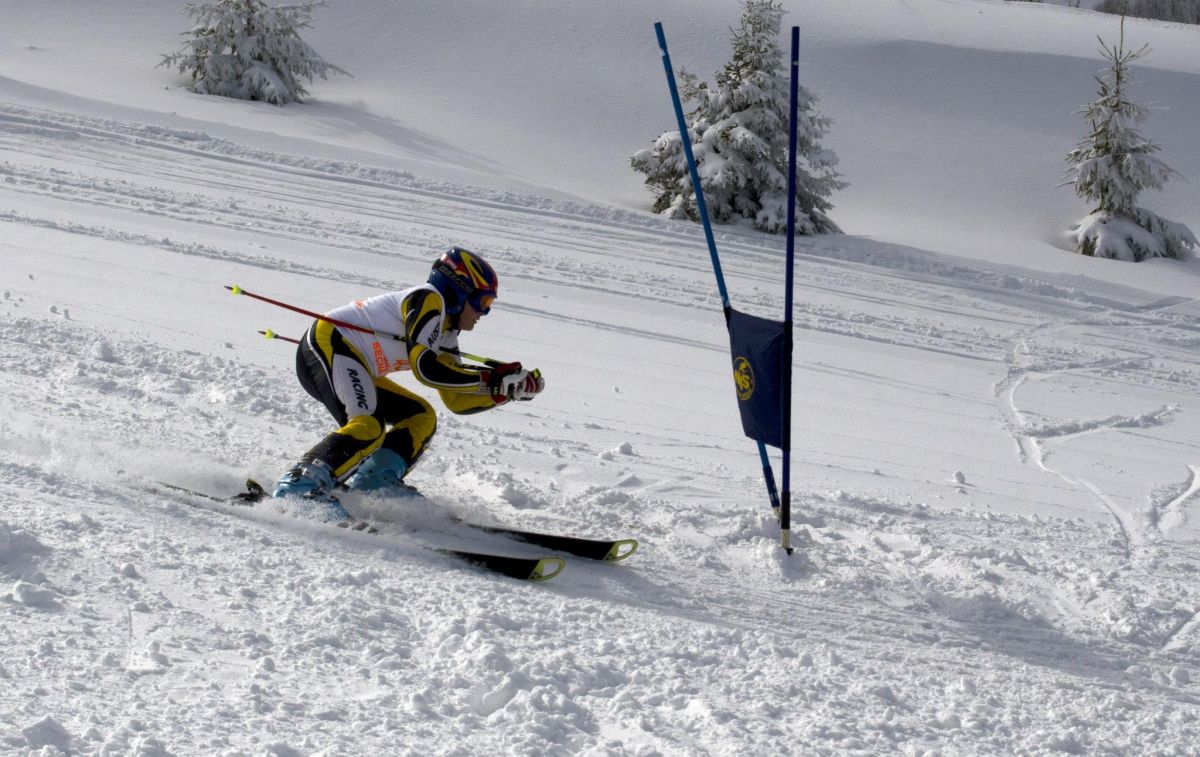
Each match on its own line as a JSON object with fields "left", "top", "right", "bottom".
{"left": 604, "top": 539, "right": 639, "bottom": 562}
{"left": 263, "top": 329, "right": 277, "bottom": 340}
{"left": 229, "top": 284, "right": 243, "bottom": 295}
{"left": 530, "top": 556, "right": 566, "bottom": 581}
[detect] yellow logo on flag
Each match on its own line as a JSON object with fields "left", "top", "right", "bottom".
{"left": 733, "top": 357, "right": 755, "bottom": 400}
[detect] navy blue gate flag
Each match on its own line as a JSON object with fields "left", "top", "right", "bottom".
{"left": 728, "top": 309, "right": 787, "bottom": 449}
{"left": 654, "top": 20, "right": 796, "bottom": 554}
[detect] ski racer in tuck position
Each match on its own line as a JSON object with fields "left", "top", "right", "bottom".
{"left": 272, "top": 247, "right": 545, "bottom": 521}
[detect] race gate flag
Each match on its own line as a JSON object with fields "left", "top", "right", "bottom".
{"left": 728, "top": 309, "right": 787, "bottom": 449}
{"left": 653, "top": 21, "right": 800, "bottom": 553}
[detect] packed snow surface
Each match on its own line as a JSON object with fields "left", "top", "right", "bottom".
{"left": 2, "top": 1, "right": 1200, "bottom": 754}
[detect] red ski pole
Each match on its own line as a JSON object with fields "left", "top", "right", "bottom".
{"left": 227, "top": 284, "right": 395, "bottom": 340}
{"left": 229, "top": 285, "right": 502, "bottom": 366}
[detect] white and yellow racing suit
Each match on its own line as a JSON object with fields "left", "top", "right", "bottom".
{"left": 290, "top": 285, "right": 505, "bottom": 482}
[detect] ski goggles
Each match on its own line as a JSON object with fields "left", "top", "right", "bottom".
{"left": 470, "top": 291, "right": 496, "bottom": 315}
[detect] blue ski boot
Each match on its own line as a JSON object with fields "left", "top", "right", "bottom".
{"left": 272, "top": 460, "right": 352, "bottom": 523}
{"left": 345, "top": 449, "right": 422, "bottom": 499}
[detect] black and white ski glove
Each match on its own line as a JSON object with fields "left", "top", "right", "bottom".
{"left": 484, "top": 362, "right": 546, "bottom": 403}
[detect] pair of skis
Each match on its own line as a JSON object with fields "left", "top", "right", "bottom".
{"left": 154, "top": 479, "right": 637, "bottom": 582}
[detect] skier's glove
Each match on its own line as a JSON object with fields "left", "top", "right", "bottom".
{"left": 483, "top": 362, "right": 545, "bottom": 403}
{"left": 482, "top": 362, "right": 521, "bottom": 403}
{"left": 506, "top": 368, "right": 544, "bottom": 401}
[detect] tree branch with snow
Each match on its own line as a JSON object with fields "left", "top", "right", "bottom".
{"left": 632, "top": 0, "right": 845, "bottom": 235}
{"left": 159, "top": 0, "right": 349, "bottom": 106}
{"left": 1062, "top": 9, "right": 1195, "bottom": 261}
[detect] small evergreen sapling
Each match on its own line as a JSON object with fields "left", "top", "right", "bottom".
{"left": 1062, "top": 11, "right": 1195, "bottom": 260}
{"left": 160, "top": 0, "right": 348, "bottom": 105}
{"left": 632, "top": 0, "right": 844, "bottom": 235}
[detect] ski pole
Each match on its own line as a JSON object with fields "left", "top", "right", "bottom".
{"left": 256, "top": 324, "right": 539, "bottom": 399}
{"left": 256, "top": 326, "right": 501, "bottom": 368}
{"left": 228, "top": 284, "right": 394, "bottom": 341}
{"left": 258, "top": 329, "right": 300, "bottom": 345}
{"left": 228, "top": 284, "right": 504, "bottom": 366}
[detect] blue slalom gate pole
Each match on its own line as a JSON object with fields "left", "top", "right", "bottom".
{"left": 780, "top": 26, "right": 800, "bottom": 554}
{"left": 653, "top": 22, "right": 731, "bottom": 315}
{"left": 654, "top": 22, "right": 785, "bottom": 528}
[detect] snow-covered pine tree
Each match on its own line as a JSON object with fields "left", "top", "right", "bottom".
{"left": 1063, "top": 9, "right": 1196, "bottom": 260}
{"left": 160, "top": 0, "right": 348, "bottom": 105}
{"left": 631, "top": 0, "right": 844, "bottom": 235}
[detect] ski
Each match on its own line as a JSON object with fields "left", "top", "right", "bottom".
{"left": 232, "top": 480, "right": 637, "bottom": 562}
{"left": 243, "top": 479, "right": 637, "bottom": 562}
{"left": 150, "top": 480, "right": 565, "bottom": 582}
{"left": 461, "top": 523, "right": 638, "bottom": 562}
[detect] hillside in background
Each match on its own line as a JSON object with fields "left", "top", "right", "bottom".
{"left": 1, "top": 0, "right": 1197, "bottom": 285}
{"left": 2, "top": 1, "right": 1200, "bottom": 754}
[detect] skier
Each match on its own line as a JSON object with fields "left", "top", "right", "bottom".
{"left": 272, "top": 247, "right": 545, "bottom": 521}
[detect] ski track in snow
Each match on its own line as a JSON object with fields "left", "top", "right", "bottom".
{"left": 998, "top": 314, "right": 1200, "bottom": 565}
{"left": 3, "top": 101, "right": 1200, "bottom": 753}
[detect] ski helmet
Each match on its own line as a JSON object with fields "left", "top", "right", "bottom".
{"left": 428, "top": 247, "right": 499, "bottom": 316}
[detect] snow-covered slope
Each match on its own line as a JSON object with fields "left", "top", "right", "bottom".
{"left": 2, "top": 0, "right": 1198, "bottom": 287}
{"left": 3, "top": 1, "right": 1200, "bottom": 754}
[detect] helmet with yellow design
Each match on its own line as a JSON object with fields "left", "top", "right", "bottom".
{"left": 428, "top": 247, "right": 499, "bottom": 316}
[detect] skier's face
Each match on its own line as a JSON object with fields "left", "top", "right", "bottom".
{"left": 459, "top": 301, "right": 484, "bottom": 331}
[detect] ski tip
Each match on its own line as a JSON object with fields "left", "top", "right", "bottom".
{"left": 529, "top": 556, "right": 566, "bottom": 582}
{"left": 603, "top": 539, "right": 639, "bottom": 562}
{"left": 443, "top": 550, "right": 566, "bottom": 582}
